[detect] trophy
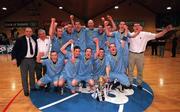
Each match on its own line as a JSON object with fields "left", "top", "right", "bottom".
{"left": 93, "top": 76, "right": 106, "bottom": 101}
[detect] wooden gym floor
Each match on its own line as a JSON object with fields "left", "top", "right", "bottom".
{"left": 0, "top": 48, "right": 180, "bottom": 112}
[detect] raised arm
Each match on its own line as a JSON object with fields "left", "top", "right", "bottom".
{"left": 93, "top": 38, "right": 99, "bottom": 58}
{"left": 107, "top": 15, "right": 117, "bottom": 31}
{"left": 155, "top": 25, "right": 173, "bottom": 38}
{"left": 70, "top": 15, "right": 75, "bottom": 28}
{"left": 106, "top": 65, "right": 111, "bottom": 81}
{"left": 60, "top": 39, "right": 74, "bottom": 55}
{"left": 124, "top": 25, "right": 129, "bottom": 37}
{"left": 104, "top": 21, "right": 113, "bottom": 37}
{"left": 49, "top": 18, "right": 56, "bottom": 39}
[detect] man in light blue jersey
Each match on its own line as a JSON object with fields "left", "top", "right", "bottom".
{"left": 85, "top": 20, "right": 98, "bottom": 53}
{"left": 69, "top": 15, "right": 87, "bottom": 52}
{"left": 73, "top": 22, "right": 87, "bottom": 51}
{"left": 101, "top": 15, "right": 117, "bottom": 52}
{"left": 93, "top": 48, "right": 107, "bottom": 80}
{"left": 49, "top": 18, "right": 64, "bottom": 54}
{"left": 96, "top": 25, "right": 107, "bottom": 51}
{"left": 75, "top": 38, "right": 99, "bottom": 90}
{"left": 105, "top": 25, "right": 116, "bottom": 44}
{"left": 105, "top": 43, "right": 130, "bottom": 88}
{"left": 62, "top": 23, "right": 76, "bottom": 51}
{"left": 76, "top": 47, "right": 95, "bottom": 90}
{"left": 58, "top": 39, "right": 81, "bottom": 93}
{"left": 105, "top": 21, "right": 130, "bottom": 70}
{"left": 36, "top": 51, "right": 65, "bottom": 89}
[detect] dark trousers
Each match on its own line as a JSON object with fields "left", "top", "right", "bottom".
{"left": 35, "top": 62, "right": 46, "bottom": 81}
{"left": 20, "top": 58, "right": 36, "bottom": 95}
{"left": 172, "top": 46, "right": 177, "bottom": 57}
{"left": 151, "top": 44, "right": 158, "bottom": 55}
{"left": 159, "top": 45, "right": 165, "bottom": 57}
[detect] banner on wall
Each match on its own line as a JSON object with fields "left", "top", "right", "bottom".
{"left": 4, "top": 21, "right": 38, "bottom": 28}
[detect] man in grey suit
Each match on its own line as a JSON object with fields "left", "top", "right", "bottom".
{"left": 11, "top": 27, "right": 38, "bottom": 96}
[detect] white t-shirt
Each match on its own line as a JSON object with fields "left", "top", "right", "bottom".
{"left": 37, "top": 36, "right": 51, "bottom": 58}
{"left": 129, "top": 31, "right": 156, "bottom": 53}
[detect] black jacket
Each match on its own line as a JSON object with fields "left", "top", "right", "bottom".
{"left": 11, "top": 35, "right": 38, "bottom": 67}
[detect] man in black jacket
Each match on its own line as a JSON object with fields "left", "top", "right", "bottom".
{"left": 11, "top": 27, "right": 38, "bottom": 96}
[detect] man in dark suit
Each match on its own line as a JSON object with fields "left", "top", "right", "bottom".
{"left": 11, "top": 27, "right": 38, "bottom": 96}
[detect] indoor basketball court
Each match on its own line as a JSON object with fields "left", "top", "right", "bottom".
{"left": 0, "top": 0, "right": 180, "bottom": 112}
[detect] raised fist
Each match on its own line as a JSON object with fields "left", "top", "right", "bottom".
{"left": 166, "top": 24, "right": 173, "bottom": 32}
{"left": 70, "top": 15, "right": 74, "bottom": 20}
{"left": 101, "top": 17, "right": 105, "bottom": 22}
{"left": 69, "top": 39, "right": 74, "bottom": 44}
{"left": 107, "top": 15, "right": 112, "bottom": 20}
{"left": 51, "top": 18, "right": 56, "bottom": 22}
{"left": 55, "top": 22, "right": 58, "bottom": 26}
{"left": 93, "top": 38, "right": 99, "bottom": 43}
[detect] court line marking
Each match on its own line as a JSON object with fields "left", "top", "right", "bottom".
{"left": 39, "top": 93, "right": 79, "bottom": 110}
{"left": 118, "top": 104, "right": 124, "bottom": 112}
{"left": 3, "top": 89, "right": 23, "bottom": 112}
{"left": 132, "top": 84, "right": 153, "bottom": 95}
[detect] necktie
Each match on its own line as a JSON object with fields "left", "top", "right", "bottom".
{"left": 29, "top": 38, "right": 33, "bottom": 55}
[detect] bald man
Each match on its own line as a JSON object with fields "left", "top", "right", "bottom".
{"left": 85, "top": 20, "right": 99, "bottom": 54}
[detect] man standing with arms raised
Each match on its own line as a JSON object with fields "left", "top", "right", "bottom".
{"left": 128, "top": 23, "right": 172, "bottom": 89}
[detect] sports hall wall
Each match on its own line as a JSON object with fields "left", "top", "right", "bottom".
{"left": 0, "top": 0, "right": 155, "bottom": 39}
{"left": 1, "top": 0, "right": 179, "bottom": 53}
{"left": 94, "top": 1, "right": 156, "bottom": 32}
{"left": 0, "top": 0, "right": 83, "bottom": 38}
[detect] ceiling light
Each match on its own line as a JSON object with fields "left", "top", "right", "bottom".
{"left": 166, "top": 6, "right": 172, "bottom": 10}
{"left": 2, "top": 7, "right": 7, "bottom": 10}
{"left": 114, "top": 6, "right": 119, "bottom": 9}
{"left": 59, "top": 6, "right": 63, "bottom": 9}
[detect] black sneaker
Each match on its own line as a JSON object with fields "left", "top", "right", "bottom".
{"left": 81, "top": 81, "right": 86, "bottom": 88}
{"left": 45, "top": 83, "right": 51, "bottom": 92}
{"left": 45, "top": 87, "right": 50, "bottom": 92}
{"left": 117, "top": 84, "right": 124, "bottom": 92}
{"left": 54, "top": 87, "right": 59, "bottom": 92}
{"left": 24, "top": 92, "right": 29, "bottom": 96}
